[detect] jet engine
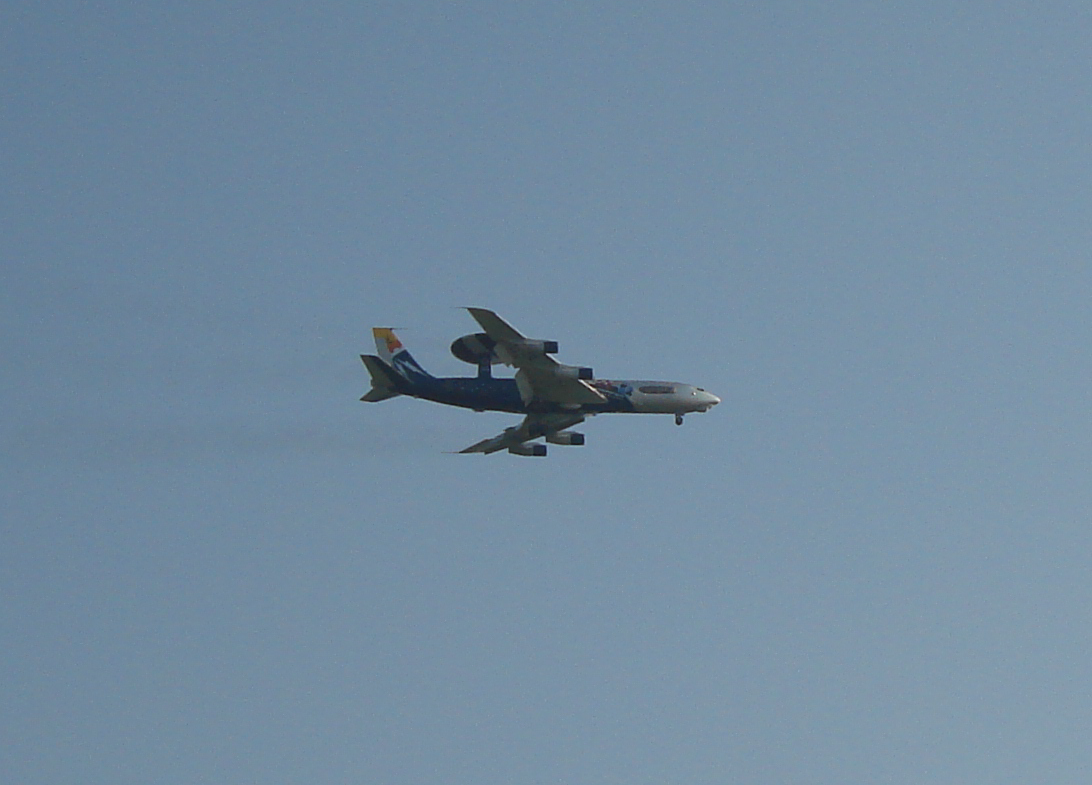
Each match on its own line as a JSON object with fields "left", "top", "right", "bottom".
{"left": 515, "top": 339, "right": 559, "bottom": 355}
{"left": 508, "top": 443, "right": 548, "bottom": 457}
{"left": 545, "top": 431, "right": 585, "bottom": 446}
{"left": 554, "top": 365, "right": 594, "bottom": 380}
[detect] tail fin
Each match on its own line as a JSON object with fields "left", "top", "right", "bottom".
{"left": 372, "top": 328, "right": 434, "bottom": 384}
{"left": 359, "top": 355, "right": 403, "bottom": 402}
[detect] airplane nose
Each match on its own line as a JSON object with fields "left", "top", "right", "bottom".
{"left": 694, "top": 390, "right": 720, "bottom": 411}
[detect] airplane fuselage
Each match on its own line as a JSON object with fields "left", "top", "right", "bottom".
{"left": 400, "top": 375, "right": 719, "bottom": 418}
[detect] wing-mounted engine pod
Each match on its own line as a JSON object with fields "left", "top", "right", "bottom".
{"left": 517, "top": 339, "right": 559, "bottom": 355}
{"left": 451, "top": 332, "right": 502, "bottom": 365}
{"left": 546, "top": 431, "right": 585, "bottom": 446}
{"left": 556, "top": 365, "right": 594, "bottom": 380}
{"left": 508, "top": 443, "right": 548, "bottom": 457}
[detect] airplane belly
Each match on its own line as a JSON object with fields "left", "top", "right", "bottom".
{"left": 631, "top": 393, "right": 679, "bottom": 414}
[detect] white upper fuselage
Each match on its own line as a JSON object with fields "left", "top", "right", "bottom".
{"left": 626, "top": 381, "right": 722, "bottom": 414}
{"left": 586, "top": 378, "right": 721, "bottom": 415}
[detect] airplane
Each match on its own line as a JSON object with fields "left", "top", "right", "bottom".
{"left": 359, "top": 308, "right": 720, "bottom": 456}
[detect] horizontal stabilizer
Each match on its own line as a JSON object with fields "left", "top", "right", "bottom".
{"left": 361, "top": 389, "right": 400, "bottom": 403}
{"left": 360, "top": 355, "right": 403, "bottom": 402}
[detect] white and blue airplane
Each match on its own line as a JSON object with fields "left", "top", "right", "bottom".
{"left": 360, "top": 308, "right": 720, "bottom": 456}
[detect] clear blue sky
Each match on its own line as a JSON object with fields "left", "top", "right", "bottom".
{"left": 4, "top": 3, "right": 1091, "bottom": 783}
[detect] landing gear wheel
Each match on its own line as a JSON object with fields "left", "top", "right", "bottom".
{"left": 675, "top": 413, "right": 684, "bottom": 426}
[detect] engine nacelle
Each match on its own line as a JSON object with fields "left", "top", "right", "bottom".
{"left": 545, "top": 431, "right": 585, "bottom": 446}
{"left": 516, "top": 339, "right": 559, "bottom": 355}
{"left": 508, "top": 443, "right": 548, "bottom": 457}
{"left": 555, "top": 365, "right": 594, "bottom": 381}
{"left": 451, "top": 333, "right": 501, "bottom": 365}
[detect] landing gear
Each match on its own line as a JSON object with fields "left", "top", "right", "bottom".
{"left": 675, "top": 413, "right": 684, "bottom": 426}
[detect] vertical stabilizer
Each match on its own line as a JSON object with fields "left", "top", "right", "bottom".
{"left": 372, "top": 328, "right": 434, "bottom": 384}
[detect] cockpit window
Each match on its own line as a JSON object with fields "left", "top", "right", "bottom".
{"left": 639, "top": 385, "right": 675, "bottom": 394}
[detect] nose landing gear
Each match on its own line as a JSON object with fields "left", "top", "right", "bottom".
{"left": 675, "top": 413, "right": 684, "bottom": 426}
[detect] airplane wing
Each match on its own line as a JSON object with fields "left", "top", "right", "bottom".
{"left": 466, "top": 308, "right": 605, "bottom": 406}
{"left": 459, "top": 412, "right": 587, "bottom": 455}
